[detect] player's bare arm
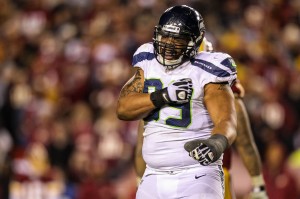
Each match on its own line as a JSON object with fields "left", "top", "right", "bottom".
{"left": 184, "top": 82, "right": 237, "bottom": 166}
{"left": 134, "top": 120, "right": 146, "bottom": 178}
{"left": 117, "top": 67, "right": 156, "bottom": 121}
{"left": 234, "top": 98, "right": 262, "bottom": 176}
{"left": 204, "top": 82, "right": 237, "bottom": 145}
{"left": 117, "top": 67, "right": 193, "bottom": 121}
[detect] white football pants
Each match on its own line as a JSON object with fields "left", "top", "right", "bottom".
{"left": 136, "top": 165, "right": 224, "bottom": 199}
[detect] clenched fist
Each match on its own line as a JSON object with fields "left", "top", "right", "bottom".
{"left": 184, "top": 134, "right": 229, "bottom": 166}
{"left": 150, "top": 78, "right": 193, "bottom": 108}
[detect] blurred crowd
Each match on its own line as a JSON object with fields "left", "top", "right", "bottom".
{"left": 0, "top": 0, "right": 299, "bottom": 199}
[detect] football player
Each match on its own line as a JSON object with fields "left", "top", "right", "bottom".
{"left": 134, "top": 38, "right": 268, "bottom": 199}
{"left": 117, "top": 5, "right": 237, "bottom": 198}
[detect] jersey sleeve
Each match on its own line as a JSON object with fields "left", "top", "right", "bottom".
{"left": 196, "top": 52, "right": 237, "bottom": 87}
{"left": 131, "top": 43, "right": 155, "bottom": 72}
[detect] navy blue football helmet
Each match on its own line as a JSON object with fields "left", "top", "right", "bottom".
{"left": 153, "top": 5, "right": 205, "bottom": 69}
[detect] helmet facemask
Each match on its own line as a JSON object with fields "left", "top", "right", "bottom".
{"left": 153, "top": 25, "right": 203, "bottom": 70}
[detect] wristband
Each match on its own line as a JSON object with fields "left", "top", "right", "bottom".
{"left": 150, "top": 88, "right": 169, "bottom": 108}
{"left": 210, "top": 134, "right": 229, "bottom": 151}
{"left": 207, "top": 134, "right": 229, "bottom": 162}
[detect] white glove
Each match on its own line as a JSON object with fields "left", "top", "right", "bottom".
{"left": 150, "top": 78, "right": 193, "bottom": 108}
{"left": 166, "top": 78, "right": 193, "bottom": 103}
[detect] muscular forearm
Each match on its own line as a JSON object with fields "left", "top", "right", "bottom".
{"left": 117, "top": 93, "right": 155, "bottom": 120}
{"left": 117, "top": 80, "right": 193, "bottom": 120}
{"left": 211, "top": 119, "right": 237, "bottom": 146}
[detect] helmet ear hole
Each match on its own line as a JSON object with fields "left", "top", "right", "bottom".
{"left": 153, "top": 5, "right": 205, "bottom": 69}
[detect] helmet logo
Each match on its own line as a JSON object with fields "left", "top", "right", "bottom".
{"left": 163, "top": 25, "right": 180, "bottom": 33}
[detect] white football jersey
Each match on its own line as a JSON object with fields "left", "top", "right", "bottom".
{"left": 132, "top": 43, "right": 237, "bottom": 171}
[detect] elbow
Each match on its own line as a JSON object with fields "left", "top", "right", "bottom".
{"left": 116, "top": 112, "right": 127, "bottom": 121}
{"left": 116, "top": 101, "right": 134, "bottom": 121}
{"left": 116, "top": 105, "right": 129, "bottom": 121}
{"left": 117, "top": 113, "right": 132, "bottom": 121}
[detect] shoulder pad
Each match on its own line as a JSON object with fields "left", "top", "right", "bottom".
{"left": 132, "top": 43, "right": 155, "bottom": 66}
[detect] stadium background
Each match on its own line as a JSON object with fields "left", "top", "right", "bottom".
{"left": 0, "top": 0, "right": 299, "bottom": 198}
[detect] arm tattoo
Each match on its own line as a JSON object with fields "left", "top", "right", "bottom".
{"left": 120, "top": 69, "right": 143, "bottom": 97}
{"left": 217, "top": 83, "right": 227, "bottom": 91}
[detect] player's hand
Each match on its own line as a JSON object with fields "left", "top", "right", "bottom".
{"left": 184, "top": 134, "right": 229, "bottom": 166}
{"left": 250, "top": 187, "right": 268, "bottom": 199}
{"left": 165, "top": 78, "right": 193, "bottom": 104}
{"left": 150, "top": 78, "right": 193, "bottom": 108}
